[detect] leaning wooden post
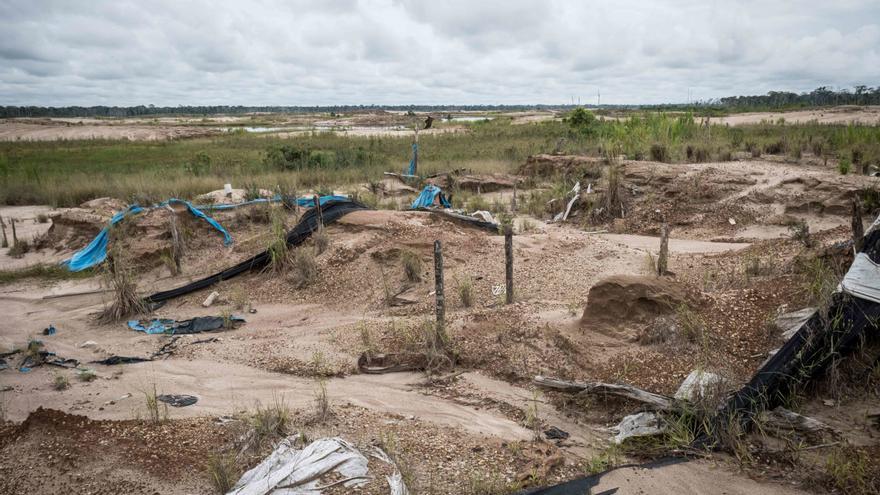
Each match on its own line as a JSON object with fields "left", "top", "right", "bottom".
{"left": 657, "top": 223, "right": 669, "bottom": 276}
{"left": 10, "top": 218, "right": 17, "bottom": 246}
{"left": 434, "top": 240, "right": 445, "bottom": 332}
{"left": 313, "top": 195, "right": 323, "bottom": 228}
{"left": 165, "top": 205, "right": 182, "bottom": 273}
{"left": 852, "top": 196, "right": 864, "bottom": 253}
{"left": 504, "top": 225, "right": 514, "bottom": 304}
{"left": 0, "top": 215, "right": 7, "bottom": 248}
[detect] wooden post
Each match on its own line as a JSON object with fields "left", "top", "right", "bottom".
{"left": 10, "top": 218, "right": 17, "bottom": 246}
{"left": 0, "top": 215, "right": 7, "bottom": 248}
{"left": 434, "top": 240, "right": 445, "bottom": 331}
{"left": 657, "top": 223, "right": 669, "bottom": 276}
{"left": 165, "top": 205, "right": 182, "bottom": 273}
{"left": 852, "top": 196, "right": 865, "bottom": 253}
{"left": 313, "top": 195, "right": 323, "bottom": 228}
{"left": 505, "top": 226, "right": 514, "bottom": 304}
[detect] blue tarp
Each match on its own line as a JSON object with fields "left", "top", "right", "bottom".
{"left": 411, "top": 185, "right": 451, "bottom": 209}
{"left": 63, "top": 200, "right": 229, "bottom": 272}
{"left": 128, "top": 316, "right": 245, "bottom": 335}
{"left": 63, "top": 194, "right": 347, "bottom": 272}
{"left": 62, "top": 205, "right": 144, "bottom": 272}
{"left": 406, "top": 143, "right": 418, "bottom": 175}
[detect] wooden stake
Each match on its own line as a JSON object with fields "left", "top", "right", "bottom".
{"left": 165, "top": 205, "right": 182, "bottom": 273}
{"left": 313, "top": 195, "right": 323, "bottom": 228}
{"left": 852, "top": 196, "right": 864, "bottom": 253}
{"left": 657, "top": 223, "right": 669, "bottom": 276}
{"left": 0, "top": 215, "right": 7, "bottom": 248}
{"left": 434, "top": 240, "right": 445, "bottom": 331}
{"left": 504, "top": 225, "right": 514, "bottom": 304}
{"left": 10, "top": 218, "right": 17, "bottom": 245}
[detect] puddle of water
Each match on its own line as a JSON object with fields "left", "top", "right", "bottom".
{"left": 447, "top": 116, "right": 493, "bottom": 122}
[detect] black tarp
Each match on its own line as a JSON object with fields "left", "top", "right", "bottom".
{"left": 144, "top": 199, "right": 369, "bottom": 304}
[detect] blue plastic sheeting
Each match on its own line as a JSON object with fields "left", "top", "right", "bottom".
{"left": 62, "top": 205, "right": 144, "bottom": 272}
{"left": 128, "top": 318, "right": 176, "bottom": 334}
{"left": 411, "top": 185, "right": 451, "bottom": 209}
{"left": 162, "top": 199, "right": 232, "bottom": 246}
{"left": 63, "top": 200, "right": 230, "bottom": 272}
{"left": 407, "top": 143, "right": 418, "bottom": 175}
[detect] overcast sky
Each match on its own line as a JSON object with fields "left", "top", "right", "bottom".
{"left": 0, "top": 0, "right": 878, "bottom": 106}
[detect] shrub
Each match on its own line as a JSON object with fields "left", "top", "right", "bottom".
{"left": 53, "top": 374, "right": 69, "bottom": 391}
{"left": 457, "top": 277, "right": 474, "bottom": 308}
{"left": 650, "top": 143, "right": 669, "bottom": 162}
{"left": 289, "top": 247, "right": 318, "bottom": 289}
{"left": 207, "top": 453, "right": 238, "bottom": 494}
{"left": 838, "top": 157, "right": 852, "bottom": 175}
{"left": 311, "top": 225, "right": 329, "bottom": 255}
{"left": 401, "top": 251, "right": 422, "bottom": 282}
{"left": 98, "top": 249, "right": 145, "bottom": 323}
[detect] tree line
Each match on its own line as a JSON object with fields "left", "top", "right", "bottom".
{"left": 1, "top": 87, "right": 878, "bottom": 118}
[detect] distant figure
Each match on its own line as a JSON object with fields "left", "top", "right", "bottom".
{"left": 424, "top": 115, "right": 434, "bottom": 129}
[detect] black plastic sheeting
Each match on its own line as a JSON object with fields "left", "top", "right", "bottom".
{"left": 144, "top": 199, "right": 369, "bottom": 304}
{"left": 517, "top": 457, "right": 686, "bottom": 495}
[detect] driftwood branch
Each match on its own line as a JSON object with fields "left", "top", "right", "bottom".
{"left": 533, "top": 375, "right": 675, "bottom": 411}
{"left": 760, "top": 407, "right": 836, "bottom": 436}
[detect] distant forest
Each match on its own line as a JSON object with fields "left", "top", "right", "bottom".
{"left": 2, "top": 86, "right": 878, "bottom": 118}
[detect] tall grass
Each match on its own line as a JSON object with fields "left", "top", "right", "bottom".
{"left": 2, "top": 115, "right": 879, "bottom": 206}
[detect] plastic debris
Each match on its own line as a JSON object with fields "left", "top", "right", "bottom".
{"left": 42, "top": 325, "right": 57, "bottom": 336}
{"left": 612, "top": 412, "right": 665, "bottom": 444}
{"left": 544, "top": 426, "right": 570, "bottom": 440}
{"left": 127, "top": 315, "right": 244, "bottom": 335}
{"left": 674, "top": 369, "right": 726, "bottom": 402}
{"left": 202, "top": 291, "right": 220, "bottom": 307}
{"left": 157, "top": 394, "right": 198, "bottom": 407}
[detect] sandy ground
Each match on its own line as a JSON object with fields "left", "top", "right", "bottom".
{"left": 710, "top": 105, "right": 880, "bottom": 126}
{"left": 0, "top": 122, "right": 218, "bottom": 141}
{"left": 1, "top": 156, "right": 878, "bottom": 493}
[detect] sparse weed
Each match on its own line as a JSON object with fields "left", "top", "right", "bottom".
{"left": 98, "top": 248, "right": 146, "bottom": 323}
{"left": 457, "top": 276, "right": 474, "bottom": 308}
{"left": 52, "top": 373, "right": 69, "bottom": 391}
{"left": 206, "top": 453, "right": 239, "bottom": 494}
{"left": 401, "top": 250, "right": 422, "bottom": 282}
{"left": 311, "top": 224, "right": 329, "bottom": 254}
{"left": 288, "top": 246, "right": 318, "bottom": 289}
{"left": 313, "top": 378, "right": 331, "bottom": 423}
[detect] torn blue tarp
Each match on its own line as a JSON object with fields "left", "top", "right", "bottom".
{"left": 63, "top": 200, "right": 231, "bottom": 272}
{"left": 406, "top": 142, "right": 418, "bottom": 176}
{"left": 162, "top": 199, "right": 232, "bottom": 246}
{"left": 411, "top": 185, "right": 451, "bottom": 209}
{"left": 128, "top": 316, "right": 245, "bottom": 335}
{"left": 62, "top": 205, "right": 145, "bottom": 272}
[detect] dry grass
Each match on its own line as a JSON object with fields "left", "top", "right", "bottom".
{"left": 97, "top": 249, "right": 146, "bottom": 323}
{"left": 288, "top": 246, "right": 318, "bottom": 289}
{"left": 401, "top": 250, "right": 423, "bottom": 282}
{"left": 206, "top": 453, "right": 239, "bottom": 494}
{"left": 311, "top": 224, "right": 329, "bottom": 254}
{"left": 457, "top": 277, "right": 474, "bottom": 308}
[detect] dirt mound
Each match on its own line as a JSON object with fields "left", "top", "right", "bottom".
{"left": 427, "top": 172, "right": 519, "bottom": 193}
{"left": 196, "top": 187, "right": 274, "bottom": 204}
{"left": 0, "top": 407, "right": 234, "bottom": 495}
{"left": 518, "top": 154, "right": 603, "bottom": 177}
{"left": 580, "top": 275, "right": 689, "bottom": 339}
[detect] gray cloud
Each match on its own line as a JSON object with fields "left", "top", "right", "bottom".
{"left": 0, "top": 0, "right": 877, "bottom": 105}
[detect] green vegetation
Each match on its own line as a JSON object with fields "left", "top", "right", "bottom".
{"left": 0, "top": 263, "right": 93, "bottom": 284}
{"left": 2, "top": 114, "right": 879, "bottom": 206}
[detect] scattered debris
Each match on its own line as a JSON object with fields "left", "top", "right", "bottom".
{"left": 127, "top": 315, "right": 244, "bottom": 335}
{"left": 202, "top": 291, "right": 220, "bottom": 307}
{"left": 758, "top": 407, "right": 836, "bottom": 437}
{"left": 91, "top": 356, "right": 152, "bottom": 366}
{"left": 774, "top": 307, "right": 817, "bottom": 341}
{"left": 534, "top": 376, "right": 675, "bottom": 411}
{"left": 227, "top": 437, "right": 371, "bottom": 495}
{"left": 673, "top": 369, "right": 726, "bottom": 402}
{"left": 156, "top": 394, "right": 198, "bottom": 407}
{"left": 79, "top": 340, "right": 98, "bottom": 349}
{"left": 544, "top": 426, "right": 570, "bottom": 440}
{"left": 42, "top": 324, "right": 57, "bottom": 336}
{"left": 357, "top": 352, "right": 427, "bottom": 374}
{"left": 612, "top": 412, "right": 666, "bottom": 444}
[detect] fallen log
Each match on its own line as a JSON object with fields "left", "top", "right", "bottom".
{"left": 533, "top": 375, "right": 675, "bottom": 411}
{"left": 759, "top": 407, "right": 836, "bottom": 436}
